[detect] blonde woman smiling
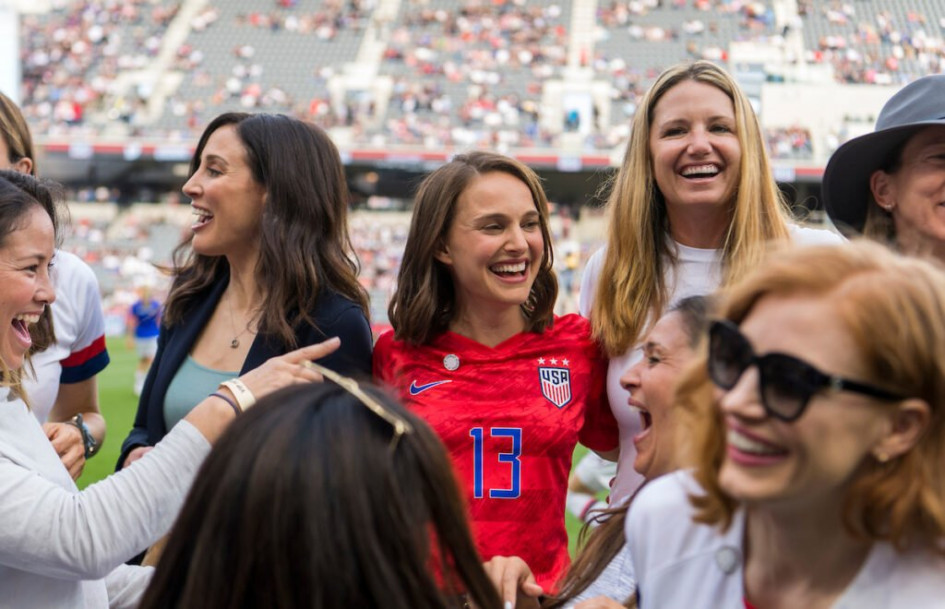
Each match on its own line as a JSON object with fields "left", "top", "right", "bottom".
{"left": 581, "top": 61, "right": 841, "bottom": 504}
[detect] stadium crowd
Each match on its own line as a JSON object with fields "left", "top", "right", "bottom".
{"left": 16, "top": 0, "right": 945, "bottom": 155}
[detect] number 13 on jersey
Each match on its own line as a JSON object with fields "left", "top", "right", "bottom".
{"left": 470, "top": 427, "right": 523, "bottom": 499}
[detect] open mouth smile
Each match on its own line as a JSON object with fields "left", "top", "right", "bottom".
{"left": 490, "top": 260, "right": 529, "bottom": 279}
{"left": 630, "top": 400, "right": 653, "bottom": 445}
{"left": 191, "top": 206, "right": 214, "bottom": 230}
{"left": 11, "top": 311, "right": 42, "bottom": 350}
{"left": 726, "top": 425, "right": 789, "bottom": 466}
{"left": 680, "top": 164, "right": 721, "bottom": 179}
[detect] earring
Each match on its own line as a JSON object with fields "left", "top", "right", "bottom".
{"left": 875, "top": 451, "right": 890, "bottom": 463}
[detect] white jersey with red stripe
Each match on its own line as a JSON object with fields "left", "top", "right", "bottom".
{"left": 22, "top": 251, "right": 109, "bottom": 422}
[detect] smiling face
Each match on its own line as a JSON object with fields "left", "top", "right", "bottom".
{"left": 182, "top": 124, "right": 267, "bottom": 258}
{"left": 716, "top": 293, "right": 895, "bottom": 510}
{"left": 435, "top": 171, "right": 544, "bottom": 318}
{"left": 649, "top": 79, "right": 742, "bottom": 216}
{"left": 620, "top": 311, "right": 696, "bottom": 480}
{"left": 871, "top": 125, "right": 945, "bottom": 257}
{"left": 0, "top": 205, "right": 55, "bottom": 370}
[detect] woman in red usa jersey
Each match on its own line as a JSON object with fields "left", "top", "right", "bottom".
{"left": 373, "top": 151, "right": 619, "bottom": 591}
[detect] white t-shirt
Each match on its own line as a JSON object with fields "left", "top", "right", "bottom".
{"left": 626, "top": 471, "right": 945, "bottom": 609}
{"left": 22, "top": 251, "right": 109, "bottom": 422}
{"left": 579, "top": 224, "right": 844, "bottom": 505}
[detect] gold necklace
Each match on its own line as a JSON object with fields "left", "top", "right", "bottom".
{"left": 226, "top": 292, "right": 255, "bottom": 349}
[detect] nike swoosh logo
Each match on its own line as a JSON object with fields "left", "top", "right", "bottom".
{"left": 409, "top": 380, "right": 452, "bottom": 395}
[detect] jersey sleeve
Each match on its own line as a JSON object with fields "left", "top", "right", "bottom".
{"left": 578, "top": 341, "right": 619, "bottom": 452}
{"left": 59, "top": 256, "right": 109, "bottom": 384}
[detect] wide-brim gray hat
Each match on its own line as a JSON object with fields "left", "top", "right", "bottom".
{"left": 822, "top": 74, "right": 945, "bottom": 235}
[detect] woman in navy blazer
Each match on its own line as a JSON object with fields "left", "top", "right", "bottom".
{"left": 118, "top": 113, "right": 372, "bottom": 470}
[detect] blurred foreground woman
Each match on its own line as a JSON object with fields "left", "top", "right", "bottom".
{"left": 139, "top": 378, "right": 503, "bottom": 609}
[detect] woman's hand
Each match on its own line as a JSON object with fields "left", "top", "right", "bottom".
{"left": 43, "top": 422, "right": 85, "bottom": 480}
{"left": 185, "top": 338, "right": 343, "bottom": 446}
{"left": 123, "top": 445, "right": 154, "bottom": 469}
{"left": 234, "top": 337, "right": 341, "bottom": 402}
{"left": 482, "top": 555, "right": 543, "bottom": 609}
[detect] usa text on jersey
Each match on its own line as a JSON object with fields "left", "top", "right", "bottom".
{"left": 538, "top": 364, "right": 572, "bottom": 408}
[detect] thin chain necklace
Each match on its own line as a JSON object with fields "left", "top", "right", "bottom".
{"left": 226, "top": 292, "right": 255, "bottom": 349}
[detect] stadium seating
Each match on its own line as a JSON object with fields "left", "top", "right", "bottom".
{"left": 17, "top": 0, "right": 945, "bottom": 155}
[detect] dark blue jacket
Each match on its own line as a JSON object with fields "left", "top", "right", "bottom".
{"left": 117, "top": 273, "right": 372, "bottom": 470}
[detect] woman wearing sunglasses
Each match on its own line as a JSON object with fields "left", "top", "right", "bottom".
{"left": 626, "top": 241, "right": 945, "bottom": 608}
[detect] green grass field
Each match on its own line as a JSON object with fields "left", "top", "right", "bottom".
{"left": 81, "top": 339, "right": 598, "bottom": 554}
{"left": 78, "top": 338, "right": 141, "bottom": 488}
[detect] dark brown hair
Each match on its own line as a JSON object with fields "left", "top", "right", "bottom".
{"left": 0, "top": 93, "right": 56, "bottom": 354}
{"left": 0, "top": 171, "right": 64, "bottom": 396}
{"left": 389, "top": 151, "right": 557, "bottom": 345}
{"left": 164, "top": 112, "right": 368, "bottom": 348}
{"left": 139, "top": 382, "right": 503, "bottom": 609}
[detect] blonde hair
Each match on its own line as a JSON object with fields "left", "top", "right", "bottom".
{"left": 591, "top": 61, "right": 791, "bottom": 356}
{"left": 685, "top": 241, "right": 945, "bottom": 553}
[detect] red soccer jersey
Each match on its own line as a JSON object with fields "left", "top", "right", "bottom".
{"left": 373, "top": 314, "right": 618, "bottom": 589}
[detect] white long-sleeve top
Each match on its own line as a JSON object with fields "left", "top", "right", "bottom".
{"left": 0, "top": 387, "right": 210, "bottom": 608}
{"left": 626, "top": 471, "right": 945, "bottom": 608}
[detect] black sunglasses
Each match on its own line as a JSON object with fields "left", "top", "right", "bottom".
{"left": 707, "top": 319, "right": 906, "bottom": 422}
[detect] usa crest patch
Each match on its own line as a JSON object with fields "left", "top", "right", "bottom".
{"left": 539, "top": 367, "right": 572, "bottom": 408}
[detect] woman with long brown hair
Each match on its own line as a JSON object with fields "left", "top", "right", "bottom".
{"left": 374, "top": 151, "right": 618, "bottom": 590}
{"left": 118, "top": 112, "right": 372, "bottom": 470}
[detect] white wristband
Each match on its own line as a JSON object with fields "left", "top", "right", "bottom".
{"left": 219, "top": 378, "right": 256, "bottom": 411}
